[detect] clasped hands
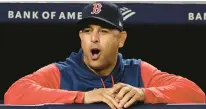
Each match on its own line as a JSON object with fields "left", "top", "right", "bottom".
{"left": 84, "top": 83, "right": 145, "bottom": 109}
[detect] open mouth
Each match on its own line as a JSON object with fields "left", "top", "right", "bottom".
{"left": 91, "top": 48, "right": 100, "bottom": 55}
{"left": 91, "top": 48, "right": 100, "bottom": 60}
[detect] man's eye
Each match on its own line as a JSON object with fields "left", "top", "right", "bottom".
{"left": 83, "top": 29, "right": 92, "bottom": 33}
{"left": 100, "top": 29, "right": 109, "bottom": 33}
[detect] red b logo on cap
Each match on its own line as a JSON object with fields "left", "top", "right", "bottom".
{"left": 91, "top": 3, "right": 102, "bottom": 14}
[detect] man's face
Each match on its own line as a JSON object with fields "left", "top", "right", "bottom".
{"left": 79, "top": 24, "right": 127, "bottom": 70}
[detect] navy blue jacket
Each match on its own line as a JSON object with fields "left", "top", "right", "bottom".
{"left": 56, "top": 49, "right": 144, "bottom": 91}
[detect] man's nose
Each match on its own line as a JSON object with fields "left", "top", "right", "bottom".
{"left": 91, "top": 31, "right": 100, "bottom": 43}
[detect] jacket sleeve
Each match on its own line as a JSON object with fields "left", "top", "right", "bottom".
{"left": 140, "top": 61, "right": 205, "bottom": 103}
{"left": 4, "top": 63, "right": 84, "bottom": 104}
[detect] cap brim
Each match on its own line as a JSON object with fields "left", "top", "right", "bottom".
{"left": 76, "top": 16, "right": 122, "bottom": 31}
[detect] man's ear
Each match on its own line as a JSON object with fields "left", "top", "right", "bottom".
{"left": 79, "top": 30, "right": 83, "bottom": 40}
{"left": 119, "top": 31, "right": 127, "bottom": 48}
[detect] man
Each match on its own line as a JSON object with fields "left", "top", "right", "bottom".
{"left": 4, "top": 1, "right": 205, "bottom": 109}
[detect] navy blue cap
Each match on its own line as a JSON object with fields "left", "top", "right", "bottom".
{"left": 77, "top": 1, "right": 123, "bottom": 31}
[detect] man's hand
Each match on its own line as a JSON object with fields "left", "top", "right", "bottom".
{"left": 84, "top": 88, "right": 120, "bottom": 109}
{"left": 111, "top": 83, "right": 145, "bottom": 108}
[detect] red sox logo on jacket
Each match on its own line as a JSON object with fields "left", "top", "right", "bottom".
{"left": 91, "top": 3, "right": 102, "bottom": 14}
